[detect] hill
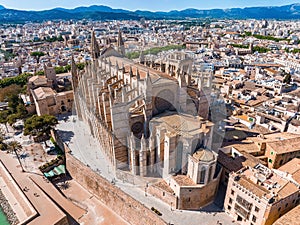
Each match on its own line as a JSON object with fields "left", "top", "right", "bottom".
{"left": 1, "top": 3, "right": 300, "bottom": 23}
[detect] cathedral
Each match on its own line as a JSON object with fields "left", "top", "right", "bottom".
{"left": 71, "top": 31, "right": 217, "bottom": 182}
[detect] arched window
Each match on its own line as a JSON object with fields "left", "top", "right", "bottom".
{"left": 176, "top": 141, "right": 183, "bottom": 172}
{"left": 200, "top": 167, "right": 206, "bottom": 184}
{"left": 208, "top": 165, "right": 213, "bottom": 182}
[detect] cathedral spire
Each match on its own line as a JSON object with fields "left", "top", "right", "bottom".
{"left": 108, "top": 59, "right": 112, "bottom": 73}
{"left": 71, "top": 55, "right": 76, "bottom": 75}
{"left": 178, "top": 72, "right": 187, "bottom": 88}
{"left": 144, "top": 70, "right": 152, "bottom": 100}
{"left": 139, "top": 51, "right": 145, "bottom": 64}
{"left": 145, "top": 70, "right": 151, "bottom": 85}
{"left": 117, "top": 29, "right": 125, "bottom": 56}
{"left": 91, "top": 30, "right": 100, "bottom": 60}
{"left": 71, "top": 55, "right": 78, "bottom": 90}
{"left": 115, "top": 61, "right": 119, "bottom": 71}
{"left": 136, "top": 68, "right": 141, "bottom": 81}
{"left": 129, "top": 66, "right": 133, "bottom": 77}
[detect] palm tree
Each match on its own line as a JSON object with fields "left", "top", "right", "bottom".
{"left": 0, "top": 111, "right": 8, "bottom": 133}
{"left": 8, "top": 141, "right": 25, "bottom": 172}
{"left": 0, "top": 132, "right": 7, "bottom": 150}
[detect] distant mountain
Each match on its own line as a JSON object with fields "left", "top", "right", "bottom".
{"left": 1, "top": 3, "right": 300, "bottom": 23}
{"left": 135, "top": 4, "right": 300, "bottom": 19}
{"left": 0, "top": 7, "right": 141, "bottom": 23}
{"left": 55, "top": 5, "right": 130, "bottom": 14}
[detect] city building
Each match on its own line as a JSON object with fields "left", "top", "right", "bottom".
{"left": 224, "top": 160, "right": 300, "bottom": 225}
{"left": 31, "top": 87, "right": 73, "bottom": 116}
{"left": 273, "top": 204, "right": 300, "bottom": 225}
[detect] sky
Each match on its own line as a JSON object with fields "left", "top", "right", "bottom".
{"left": 0, "top": 0, "right": 300, "bottom": 11}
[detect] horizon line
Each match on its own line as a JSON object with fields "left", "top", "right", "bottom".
{"left": 0, "top": 2, "right": 299, "bottom": 13}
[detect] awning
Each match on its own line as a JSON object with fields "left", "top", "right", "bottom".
{"left": 43, "top": 165, "right": 66, "bottom": 178}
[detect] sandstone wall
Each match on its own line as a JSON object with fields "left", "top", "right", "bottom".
{"left": 148, "top": 185, "right": 177, "bottom": 209}
{"left": 178, "top": 177, "right": 220, "bottom": 210}
{"left": 66, "top": 152, "right": 167, "bottom": 225}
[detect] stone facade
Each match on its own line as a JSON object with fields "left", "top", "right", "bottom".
{"left": 176, "top": 178, "right": 220, "bottom": 210}
{"left": 265, "top": 137, "right": 300, "bottom": 169}
{"left": 31, "top": 87, "right": 73, "bottom": 116}
{"left": 148, "top": 148, "right": 221, "bottom": 210}
{"left": 72, "top": 31, "right": 215, "bottom": 179}
{"left": 224, "top": 162, "right": 300, "bottom": 225}
{"left": 147, "top": 181, "right": 177, "bottom": 209}
{"left": 44, "top": 63, "right": 57, "bottom": 86}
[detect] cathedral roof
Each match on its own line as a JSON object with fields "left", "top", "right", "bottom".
{"left": 192, "top": 149, "right": 215, "bottom": 162}
{"left": 150, "top": 112, "right": 213, "bottom": 137}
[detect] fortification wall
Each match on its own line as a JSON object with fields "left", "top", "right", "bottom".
{"left": 65, "top": 151, "right": 167, "bottom": 225}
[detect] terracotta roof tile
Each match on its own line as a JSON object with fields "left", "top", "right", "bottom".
{"left": 173, "top": 175, "right": 196, "bottom": 186}
{"left": 273, "top": 205, "right": 300, "bottom": 225}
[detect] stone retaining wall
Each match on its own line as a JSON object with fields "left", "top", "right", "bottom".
{"left": 65, "top": 151, "right": 167, "bottom": 225}
{"left": 0, "top": 189, "right": 18, "bottom": 225}
{"left": 0, "top": 160, "right": 37, "bottom": 225}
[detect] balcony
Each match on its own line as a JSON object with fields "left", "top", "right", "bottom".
{"left": 234, "top": 203, "right": 250, "bottom": 220}
{"left": 236, "top": 195, "right": 252, "bottom": 211}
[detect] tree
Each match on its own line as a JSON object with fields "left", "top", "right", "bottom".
{"left": 283, "top": 73, "right": 292, "bottom": 84}
{"left": 24, "top": 115, "right": 58, "bottom": 137}
{"left": 0, "top": 84, "right": 29, "bottom": 123}
{"left": 0, "top": 132, "right": 7, "bottom": 150}
{"left": 0, "top": 73, "right": 32, "bottom": 89}
{"left": 0, "top": 111, "right": 8, "bottom": 133}
{"left": 16, "top": 104, "right": 28, "bottom": 116}
{"left": 30, "top": 51, "right": 45, "bottom": 63}
{"left": 76, "top": 63, "right": 85, "bottom": 70}
{"left": 7, "top": 141, "right": 25, "bottom": 172}
{"left": 0, "top": 101, "right": 28, "bottom": 127}
{"left": 44, "top": 35, "right": 64, "bottom": 43}
{"left": 7, "top": 114, "right": 19, "bottom": 126}
{"left": 65, "top": 65, "right": 71, "bottom": 71}
{"left": 0, "top": 84, "right": 22, "bottom": 102}
{"left": 36, "top": 70, "right": 44, "bottom": 75}
{"left": 253, "top": 46, "right": 270, "bottom": 53}
{"left": 7, "top": 94, "right": 20, "bottom": 113}
{"left": 126, "top": 45, "right": 185, "bottom": 59}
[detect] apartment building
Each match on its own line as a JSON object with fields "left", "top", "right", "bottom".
{"left": 224, "top": 161, "right": 300, "bottom": 225}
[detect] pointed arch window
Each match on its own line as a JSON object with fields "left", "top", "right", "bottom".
{"left": 200, "top": 167, "right": 206, "bottom": 184}
{"left": 208, "top": 165, "right": 213, "bottom": 182}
